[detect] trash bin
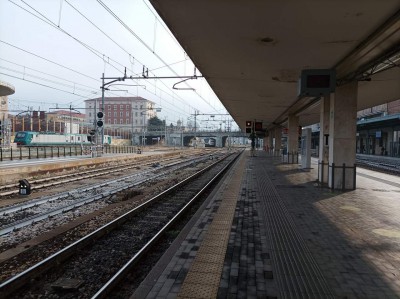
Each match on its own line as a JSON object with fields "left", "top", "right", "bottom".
{"left": 19, "top": 179, "right": 31, "bottom": 195}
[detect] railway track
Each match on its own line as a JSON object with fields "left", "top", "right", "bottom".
{"left": 0, "top": 153, "right": 217, "bottom": 236}
{"left": 0, "top": 151, "right": 210, "bottom": 197}
{"left": 356, "top": 156, "right": 400, "bottom": 175}
{"left": 0, "top": 151, "right": 240, "bottom": 298}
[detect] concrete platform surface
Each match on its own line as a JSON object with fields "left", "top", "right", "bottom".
{"left": 133, "top": 150, "right": 400, "bottom": 299}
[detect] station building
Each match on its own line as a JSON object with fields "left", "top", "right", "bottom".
{"left": 308, "top": 99, "right": 400, "bottom": 157}
{"left": 356, "top": 99, "right": 400, "bottom": 157}
{"left": 84, "top": 97, "right": 157, "bottom": 133}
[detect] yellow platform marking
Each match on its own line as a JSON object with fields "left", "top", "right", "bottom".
{"left": 339, "top": 205, "right": 361, "bottom": 212}
{"left": 373, "top": 228, "right": 400, "bottom": 238}
{"left": 178, "top": 154, "right": 246, "bottom": 298}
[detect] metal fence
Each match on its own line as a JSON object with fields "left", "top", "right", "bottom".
{"left": 0, "top": 145, "right": 138, "bottom": 161}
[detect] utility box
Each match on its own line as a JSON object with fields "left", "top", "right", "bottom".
{"left": 19, "top": 179, "right": 31, "bottom": 195}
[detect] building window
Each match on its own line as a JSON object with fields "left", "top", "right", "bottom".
{"left": 89, "top": 112, "right": 92, "bottom": 117}
{"left": 126, "top": 119, "right": 129, "bottom": 124}
{"left": 120, "top": 111, "right": 123, "bottom": 117}
{"left": 114, "top": 112, "right": 117, "bottom": 117}
{"left": 120, "top": 119, "right": 123, "bottom": 124}
{"left": 135, "top": 112, "right": 138, "bottom": 117}
{"left": 114, "top": 105, "right": 117, "bottom": 110}
{"left": 108, "top": 105, "right": 111, "bottom": 110}
{"left": 114, "top": 119, "right": 117, "bottom": 124}
{"left": 135, "top": 120, "right": 138, "bottom": 124}
{"left": 126, "top": 111, "right": 129, "bottom": 117}
{"left": 120, "top": 105, "right": 124, "bottom": 109}
{"left": 108, "top": 112, "right": 111, "bottom": 117}
{"left": 126, "top": 105, "right": 129, "bottom": 109}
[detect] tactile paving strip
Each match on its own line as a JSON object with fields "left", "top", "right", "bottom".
{"left": 177, "top": 154, "right": 246, "bottom": 299}
{"left": 255, "top": 158, "right": 335, "bottom": 298}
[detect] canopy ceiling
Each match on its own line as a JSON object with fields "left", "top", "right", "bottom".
{"left": 150, "top": 0, "right": 400, "bottom": 129}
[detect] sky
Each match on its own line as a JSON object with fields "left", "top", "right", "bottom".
{"left": 0, "top": 0, "right": 237, "bottom": 130}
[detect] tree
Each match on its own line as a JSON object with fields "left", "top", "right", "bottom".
{"left": 148, "top": 116, "right": 165, "bottom": 131}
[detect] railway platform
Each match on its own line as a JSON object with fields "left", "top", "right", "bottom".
{"left": 134, "top": 150, "right": 400, "bottom": 298}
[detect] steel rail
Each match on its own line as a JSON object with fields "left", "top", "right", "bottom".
{"left": 0, "top": 155, "right": 211, "bottom": 236}
{"left": 0, "top": 153, "right": 193, "bottom": 196}
{"left": 92, "top": 151, "right": 240, "bottom": 299}
{"left": 0, "top": 152, "right": 234, "bottom": 297}
{"left": 0, "top": 152, "right": 206, "bottom": 213}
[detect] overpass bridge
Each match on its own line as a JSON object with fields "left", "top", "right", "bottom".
{"left": 138, "top": 130, "right": 249, "bottom": 147}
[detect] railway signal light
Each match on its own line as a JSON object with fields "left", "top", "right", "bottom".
{"left": 19, "top": 179, "right": 31, "bottom": 195}
{"left": 245, "top": 120, "right": 252, "bottom": 133}
{"left": 97, "top": 111, "right": 104, "bottom": 127}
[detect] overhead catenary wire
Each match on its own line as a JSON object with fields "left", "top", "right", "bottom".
{"left": 27, "top": 0, "right": 199, "bottom": 117}
{"left": 0, "top": 50, "right": 190, "bottom": 118}
{"left": 3, "top": 0, "right": 223, "bottom": 122}
{"left": 65, "top": 0, "right": 202, "bottom": 115}
{"left": 0, "top": 39, "right": 98, "bottom": 83}
{"left": 0, "top": 65, "right": 97, "bottom": 94}
{"left": 6, "top": 0, "right": 205, "bottom": 117}
{"left": 0, "top": 72, "right": 91, "bottom": 98}
{"left": 10, "top": 0, "right": 121, "bottom": 75}
{"left": 65, "top": 0, "right": 132, "bottom": 59}
{"left": 0, "top": 50, "right": 126, "bottom": 100}
{"left": 95, "top": 0, "right": 219, "bottom": 112}
{"left": 141, "top": 0, "right": 182, "bottom": 48}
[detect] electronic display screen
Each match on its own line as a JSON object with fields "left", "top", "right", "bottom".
{"left": 306, "top": 75, "right": 330, "bottom": 88}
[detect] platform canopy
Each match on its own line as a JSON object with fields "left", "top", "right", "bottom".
{"left": 0, "top": 81, "right": 15, "bottom": 97}
{"left": 149, "top": 0, "right": 400, "bottom": 130}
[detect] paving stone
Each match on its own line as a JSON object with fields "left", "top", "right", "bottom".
{"left": 136, "top": 152, "right": 400, "bottom": 299}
